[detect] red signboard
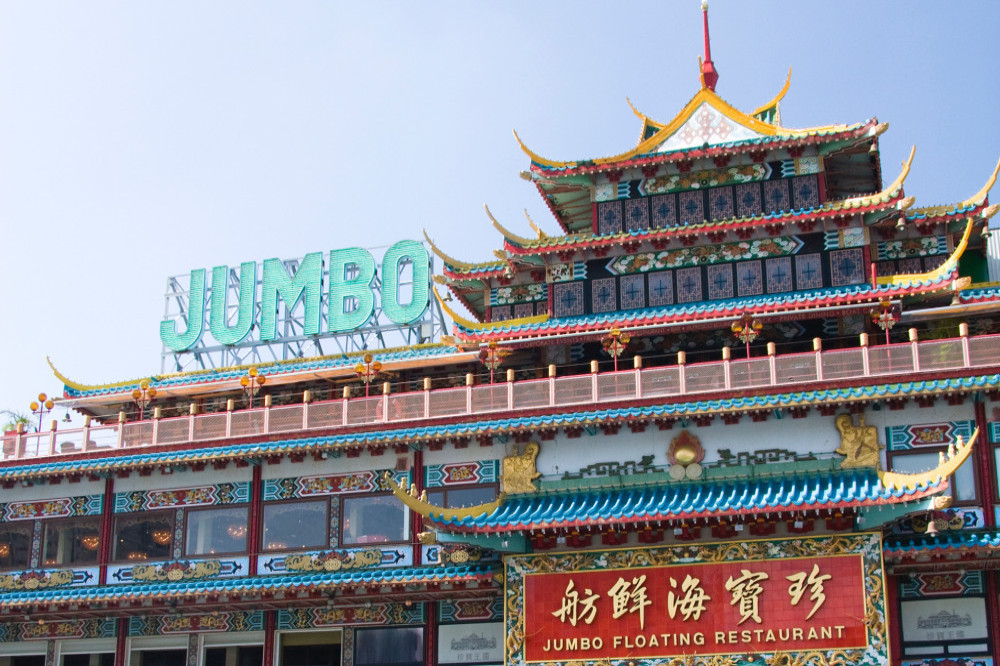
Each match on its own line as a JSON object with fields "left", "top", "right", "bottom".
{"left": 523, "top": 554, "right": 865, "bottom": 662}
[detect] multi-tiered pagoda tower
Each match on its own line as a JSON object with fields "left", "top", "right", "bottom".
{"left": 1, "top": 5, "right": 998, "bottom": 666}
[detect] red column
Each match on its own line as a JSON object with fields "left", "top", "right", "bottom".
{"left": 99, "top": 477, "right": 115, "bottom": 584}
{"left": 263, "top": 610, "right": 276, "bottom": 666}
{"left": 248, "top": 463, "right": 263, "bottom": 575}
{"left": 885, "top": 573, "right": 901, "bottom": 666}
{"left": 412, "top": 449, "right": 424, "bottom": 566}
{"left": 973, "top": 399, "right": 996, "bottom": 527}
{"left": 424, "top": 601, "right": 437, "bottom": 666}
{"left": 114, "top": 618, "right": 128, "bottom": 666}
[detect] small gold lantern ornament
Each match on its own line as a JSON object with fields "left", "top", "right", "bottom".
{"left": 240, "top": 367, "right": 267, "bottom": 408}
{"left": 869, "top": 298, "right": 898, "bottom": 345}
{"left": 478, "top": 340, "right": 509, "bottom": 384}
{"left": 131, "top": 380, "right": 157, "bottom": 421}
{"left": 354, "top": 353, "right": 382, "bottom": 397}
{"left": 29, "top": 393, "right": 54, "bottom": 432}
{"left": 601, "top": 328, "right": 631, "bottom": 372}
{"left": 731, "top": 313, "right": 763, "bottom": 358}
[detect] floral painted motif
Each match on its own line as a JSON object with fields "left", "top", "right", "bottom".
{"left": 879, "top": 236, "right": 947, "bottom": 260}
{"left": 644, "top": 164, "right": 766, "bottom": 196}
{"left": 492, "top": 283, "right": 546, "bottom": 306}
{"left": 0, "top": 570, "right": 74, "bottom": 591}
{"left": 284, "top": 549, "right": 383, "bottom": 573}
{"left": 607, "top": 236, "right": 802, "bottom": 275}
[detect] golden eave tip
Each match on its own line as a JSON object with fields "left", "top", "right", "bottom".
{"left": 385, "top": 472, "right": 502, "bottom": 522}
{"left": 880, "top": 428, "right": 978, "bottom": 491}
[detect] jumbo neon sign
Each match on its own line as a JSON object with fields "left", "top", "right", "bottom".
{"left": 160, "top": 240, "right": 430, "bottom": 352}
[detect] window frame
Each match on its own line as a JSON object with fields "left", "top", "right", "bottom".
{"left": 260, "top": 498, "right": 330, "bottom": 553}
{"left": 887, "top": 448, "right": 979, "bottom": 505}
{"left": 183, "top": 505, "right": 250, "bottom": 558}
{"left": 41, "top": 515, "right": 102, "bottom": 567}
{"left": 0, "top": 521, "right": 34, "bottom": 571}
{"left": 112, "top": 510, "right": 176, "bottom": 563}
{"left": 424, "top": 483, "right": 499, "bottom": 510}
{"left": 339, "top": 491, "right": 410, "bottom": 547}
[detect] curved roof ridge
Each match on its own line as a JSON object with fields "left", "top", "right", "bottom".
{"left": 877, "top": 215, "right": 972, "bottom": 287}
{"left": 517, "top": 86, "right": 865, "bottom": 170}
{"left": 909, "top": 157, "right": 1000, "bottom": 217}
{"left": 436, "top": 287, "right": 549, "bottom": 332}
{"left": 386, "top": 471, "right": 503, "bottom": 522}
{"left": 880, "top": 428, "right": 977, "bottom": 491}
{"left": 484, "top": 205, "right": 535, "bottom": 247}
{"left": 750, "top": 67, "right": 792, "bottom": 121}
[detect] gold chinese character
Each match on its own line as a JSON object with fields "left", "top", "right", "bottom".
{"left": 786, "top": 564, "right": 832, "bottom": 620}
{"left": 607, "top": 575, "right": 652, "bottom": 629}
{"left": 668, "top": 575, "right": 711, "bottom": 622}
{"left": 552, "top": 579, "right": 600, "bottom": 626}
{"left": 724, "top": 569, "right": 769, "bottom": 625}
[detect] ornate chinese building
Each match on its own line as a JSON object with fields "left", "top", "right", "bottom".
{"left": 1, "top": 5, "right": 999, "bottom": 666}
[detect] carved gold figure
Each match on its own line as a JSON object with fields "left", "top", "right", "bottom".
{"left": 502, "top": 442, "right": 541, "bottom": 494}
{"left": 834, "top": 414, "right": 882, "bottom": 469}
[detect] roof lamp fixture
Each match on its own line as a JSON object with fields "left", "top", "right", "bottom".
{"left": 870, "top": 299, "right": 898, "bottom": 346}
{"left": 896, "top": 216, "right": 906, "bottom": 232}
{"left": 478, "top": 341, "right": 509, "bottom": 384}
{"left": 29, "top": 393, "right": 54, "bottom": 433}
{"left": 80, "top": 535, "right": 100, "bottom": 552}
{"left": 730, "top": 313, "right": 763, "bottom": 359}
{"left": 354, "top": 354, "right": 382, "bottom": 398}
{"left": 131, "top": 380, "right": 157, "bottom": 422}
{"left": 240, "top": 367, "right": 266, "bottom": 408}
{"left": 601, "top": 328, "right": 631, "bottom": 372}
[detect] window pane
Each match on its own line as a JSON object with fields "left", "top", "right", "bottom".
{"left": 185, "top": 506, "right": 248, "bottom": 556}
{"left": 0, "top": 522, "right": 33, "bottom": 569}
{"left": 444, "top": 486, "right": 497, "bottom": 508}
{"left": 355, "top": 628, "right": 423, "bottom": 666}
{"left": 342, "top": 494, "right": 407, "bottom": 545}
{"left": 43, "top": 517, "right": 101, "bottom": 566}
{"left": 953, "top": 454, "right": 976, "bottom": 502}
{"left": 114, "top": 512, "right": 174, "bottom": 562}
{"left": 892, "top": 451, "right": 976, "bottom": 501}
{"left": 262, "top": 500, "right": 328, "bottom": 551}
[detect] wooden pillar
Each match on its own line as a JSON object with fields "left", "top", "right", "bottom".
{"left": 885, "top": 573, "right": 901, "bottom": 666}
{"left": 99, "top": 476, "right": 115, "bottom": 584}
{"left": 412, "top": 449, "right": 424, "bottom": 566}
{"left": 263, "top": 611, "right": 276, "bottom": 666}
{"left": 248, "top": 462, "right": 263, "bottom": 576}
{"left": 974, "top": 399, "right": 996, "bottom": 527}
{"left": 114, "top": 618, "right": 129, "bottom": 666}
{"left": 424, "top": 601, "right": 437, "bottom": 666}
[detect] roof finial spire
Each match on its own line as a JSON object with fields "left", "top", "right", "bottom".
{"left": 700, "top": 0, "right": 719, "bottom": 91}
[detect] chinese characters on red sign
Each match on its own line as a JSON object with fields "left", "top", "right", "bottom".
{"left": 523, "top": 554, "right": 865, "bottom": 662}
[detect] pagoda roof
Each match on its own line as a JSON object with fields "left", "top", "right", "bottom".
{"left": 0, "top": 563, "right": 496, "bottom": 611}
{"left": 516, "top": 86, "right": 874, "bottom": 175}
{"left": 52, "top": 342, "right": 477, "bottom": 405}
{"left": 390, "top": 431, "right": 975, "bottom": 535}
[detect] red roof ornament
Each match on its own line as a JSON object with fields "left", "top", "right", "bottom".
{"left": 700, "top": 0, "right": 719, "bottom": 91}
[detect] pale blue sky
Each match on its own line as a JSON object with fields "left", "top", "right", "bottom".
{"left": 1, "top": 2, "right": 998, "bottom": 418}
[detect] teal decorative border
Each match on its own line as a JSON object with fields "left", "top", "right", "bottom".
{"left": 114, "top": 482, "right": 250, "bottom": 512}
{"left": 504, "top": 533, "right": 886, "bottom": 666}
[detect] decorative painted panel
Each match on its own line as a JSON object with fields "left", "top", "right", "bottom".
{"left": 623, "top": 198, "right": 650, "bottom": 231}
{"left": 590, "top": 277, "right": 617, "bottom": 313}
{"left": 734, "top": 182, "right": 763, "bottom": 218}
{"left": 829, "top": 248, "right": 865, "bottom": 286}
{"left": 654, "top": 103, "right": 763, "bottom": 152}
{"left": 2, "top": 495, "right": 101, "bottom": 521}
{"left": 824, "top": 228, "right": 865, "bottom": 250}
{"left": 259, "top": 546, "right": 413, "bottom": 574}
{"left": 675, "top": 267, "right": 703, "bottom": 303}
{"left": 0, "top": 567, "right": 97, "bottom": 591}
{"left": 596, "top": 201, "right": 623, "bottom": 235}
{"left": 790, "top": 175, "right": 820, "bottom": 209}
{"left": 128, "top": 612, "right": 263, "bottom": 636}
{"left": 604, "top": 236, "right": 803, "bottom": 274}
{"left": 490, "top": 283, "right": 546, "bottom": 306}
{"left": 276, "top": 603, "right": 424, "bottom": 630}
{"left": 887, "top": 420, "right": 975, "bottom": 451}
{"left": 878, "top": 236, "right": 947, "bottom": 260}
{"left": 263, "top": 470, "right": 405, "bottom": 501}
{"left": 706, "top": 263, "right": 733, "bottom": 300}
{"left": 425, "top": 460, "right": 499, "bottom": 488}
{"left": 762, "top": 178, "right": 790, "bottom": 212}
{"left": 707, "top": 186, "right": 734, "bottom": 220}
{"left": 551, "top": 282, "right": 585, "bottom": 318}
{"left": 899, "top": 571, "right": 984, "bottom": 599}
{"left": 677, "top": 190, "right": 705, "bottom": 226}
{"left": 647, "top": 271, "right": 674, "bottom": 306}
{"left": 619, "top": 274, "right": 645, "bottom": 310}
{"left": 891, "top": 508, "right": 984, "bottom": 535}
{"left": 0, "top": 618, "right": 116, "bottom": 643}
{"left": 765, "top": 257, "right": 793, "bottom": 293}
{"left": 736, "top": 260, "right": 763, "bottom": 297}
{"left": 490, "top": 305, "right": 511, "bottom": 321}
{"left": 438, "top": 597, "right": 503, "bottom": 623}
{"left": 545, "top": 262, "right": 585, "bottom": 283}
{"left": 902, "top": 659, "right": 992, "bottom": 666}
{"left": 107, "top": 557, "right": 248, "bottom": 584}
{"left": 114, "top": 483, "right": 249, "bottom": 513}
{"left": 649, "top": 194, "right": 677, "bottom": 228}
{"left": 794, "top": 253, "right": 824, "bottom": 290}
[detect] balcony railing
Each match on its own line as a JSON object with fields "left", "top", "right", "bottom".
{"left": 5, "top": 331, "right": 1000, "bottom": 463}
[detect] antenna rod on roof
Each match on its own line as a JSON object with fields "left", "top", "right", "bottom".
{"left": 700, "top": 0, "right": 719, "bottom": 91}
